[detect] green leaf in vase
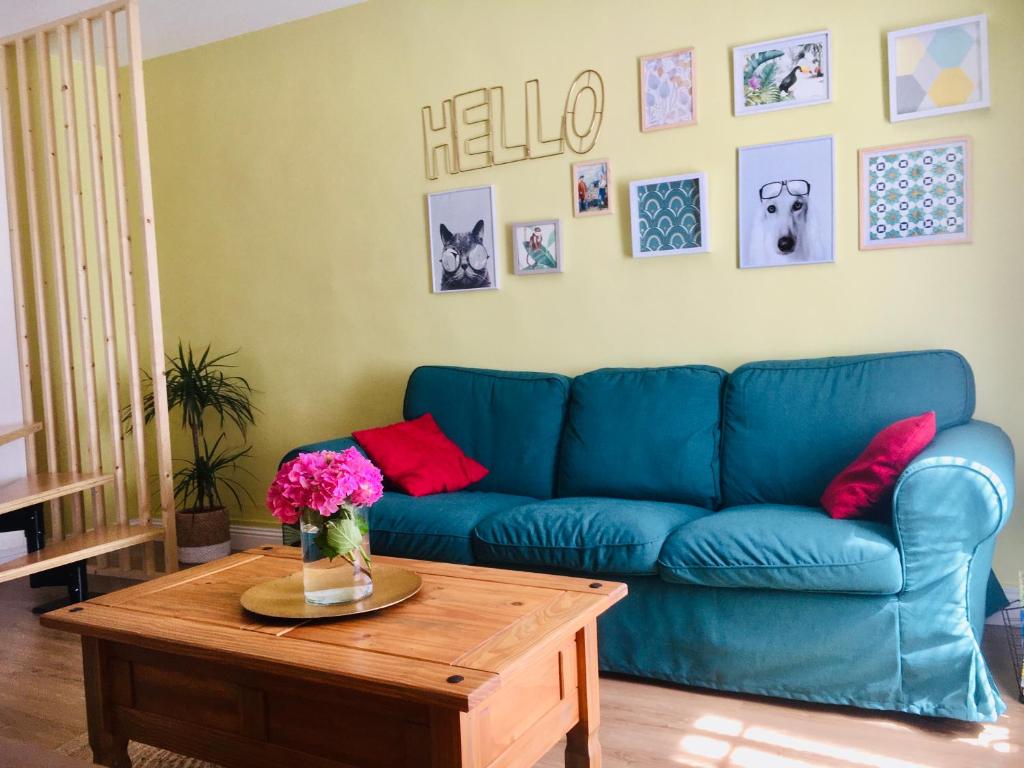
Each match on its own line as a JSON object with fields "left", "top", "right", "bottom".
{"left": 326, "top": 517, "right": 363, "bottom": 561}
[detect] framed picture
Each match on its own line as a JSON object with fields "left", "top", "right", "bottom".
{"left": 511, "top": 220, "right": 562, "bottom": 275}
{"left": 629, "top": 172, "right": 709, "bottom": 258}
{"left": 639, "top": 47, "right": 696, "bottom": 131}
{"left": 887, "top": 15, "right": 989, "bottom": 122}
{"left": 572, "top": 159, "right": 612, "bottom": 217}
{"left": 738, "top": 135, "right": 835, "bottom": 269}
{"left": 859, "top": 136, "right": 971, "bottom": 249}
{"left": 426, "top": 184, "right": 499, "bottom": 293}
{"left": 733, "top": 30, "right": 831, "bottom": 116}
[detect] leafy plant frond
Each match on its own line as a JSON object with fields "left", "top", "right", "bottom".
{"left": 126, "top": 341, "right": 259, "bottom": 515}
{"left": 173, "top": 434, "right": 257, "bottom": 511}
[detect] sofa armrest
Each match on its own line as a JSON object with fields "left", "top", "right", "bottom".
{"left": 892, "top": 419, "right": 1014, "bottom": 592}
{"left": 889, "top": 420, "right": 1014, "bottom": 720}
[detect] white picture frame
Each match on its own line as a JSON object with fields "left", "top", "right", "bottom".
{"left": 629, "top": 172, "right": 710, "bottom": 258}
{"left": 887, "top": 15, "right": 990, "bottom": 122}
{"left": 732, "top": 30, "right": 832, "bottom": 116}
{"left": 426, "top": 184, "right": 499, "bottom": 293}
{"left": 510, "top": 219, "right": 563, "bottom": 275}
{"left": 737, "top": 135, "right": 835, "bottom": 269}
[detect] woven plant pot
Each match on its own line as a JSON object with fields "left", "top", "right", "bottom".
{"left": 176, "top": 507, "right": 231, "bottom": 564}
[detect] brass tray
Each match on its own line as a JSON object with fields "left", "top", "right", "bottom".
{"left": 240, "top": 563, "right": 422, "bottom": 620}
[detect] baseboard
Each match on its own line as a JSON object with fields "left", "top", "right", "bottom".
{"left": 230, "top": 523, "right": 280, "bottom": 551}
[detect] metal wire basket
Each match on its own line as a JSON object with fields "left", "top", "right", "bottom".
{"left": 1000, "top": 599, "right": 1024, "bottom": 704}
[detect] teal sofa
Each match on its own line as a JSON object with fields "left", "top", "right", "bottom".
{"left": 282, "top": 350, "right": 1015, "bottom": 722}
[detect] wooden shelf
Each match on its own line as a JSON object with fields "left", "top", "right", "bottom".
{"left": 0, "top": 472, "right": 114, "bottom": 516}
{"left": 0, "top": 522, "right": 163, "bottom": 585}
{"left": 0, "top": 422, "right": 42, "bottom": 448}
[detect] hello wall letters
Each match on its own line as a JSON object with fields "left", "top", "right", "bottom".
{"left": 421, "top": 69, "right": 605, "bottom": 180}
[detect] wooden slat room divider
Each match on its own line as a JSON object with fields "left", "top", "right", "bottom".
{"left": 0, "top": 0, "right": 177, "bottom": 585}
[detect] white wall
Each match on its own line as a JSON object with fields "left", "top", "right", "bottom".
{"left": 0, "top": 101, "right": 29, "bottom": 563}
{"left": 0, "top": 103, "right": 27, "bottom": 485}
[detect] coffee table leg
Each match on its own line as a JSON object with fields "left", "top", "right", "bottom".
{"left": 82, "top": 638, "right": 131, "bottom": 768}
{"left": 430, "top": 707, "right": 475, "bottom": 767}
{"left": 565, "top": 620, "right": 601, "bottom": 768}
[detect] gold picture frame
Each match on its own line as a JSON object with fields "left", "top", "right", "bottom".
{"left": 858, "top": 136, "right": 972, "bottom": 250}
{"left": 638, "top": 46, "right": 697, "bottom": 132}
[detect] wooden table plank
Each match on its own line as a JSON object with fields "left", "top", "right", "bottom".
{"left": 41, "top": 601, "right": 499, "bottom": 711}
{"left": 253, "top": 546, "right": 629, "bottom": 596}
{"left": 280, "top": 573, "right": 562, "bottom": 665}
{"left": 455, "top": 590, "right": 611, "bottom": 674}
{"left": 91, "top": 552, "right": 265, "bottom": 607}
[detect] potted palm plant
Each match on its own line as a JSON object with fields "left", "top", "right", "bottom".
{"left": 138, "top": 343, "right": 257, "bottom": 563}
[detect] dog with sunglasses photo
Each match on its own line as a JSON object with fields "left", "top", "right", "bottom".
{"left": 747, "top": 178, "right": 819, "bottom": 266}
{"left": 739, "top": 136, "right": 834, "bottom": 269}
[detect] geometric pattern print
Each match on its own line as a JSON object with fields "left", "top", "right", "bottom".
{"left": 866, "top": 142, "right": 966, "bottom": 241}
{"left": 894, "top": 20, "right": 983, "bottom": 116}
{"left": 637, "top": 178, "right": 702, "bottom": 252}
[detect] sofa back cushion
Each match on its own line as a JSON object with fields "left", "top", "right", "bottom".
{"left": 558, "top": 366, "right": 726, "bottom": 508}
{"left": 403, "top": 366, "right": 571, "bottom": 499}
{"left": 721, "top": 350, "right": 975, "bottom": 507}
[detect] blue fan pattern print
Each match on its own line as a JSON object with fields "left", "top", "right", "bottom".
{"left": 637, "top": 179, "right": 702, "bottom": 252}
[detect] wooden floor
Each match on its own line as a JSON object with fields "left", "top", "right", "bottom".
{"left": 0, "top": 577, "right": 1020, "bottom": 768}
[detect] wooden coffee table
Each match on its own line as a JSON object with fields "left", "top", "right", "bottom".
{"left": 41, "top": 547, "right": 626, "bottom": 768}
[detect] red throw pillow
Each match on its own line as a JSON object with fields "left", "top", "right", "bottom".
{"left": 352, "top": 414, "right": 488, "bottom": 497}
{"left": 821, "top": 412, "right": 937, "bottom": 520}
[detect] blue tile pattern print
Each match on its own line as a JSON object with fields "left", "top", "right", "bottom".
{"left": 637, "top": 178, "right": 702, "bottom": 253}
{"left": 866, "top": 142, "right": 966, "bottom": 241}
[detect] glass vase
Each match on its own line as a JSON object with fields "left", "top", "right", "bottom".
{"left": 299, "top": 506, "right": 373, "bottom": 605}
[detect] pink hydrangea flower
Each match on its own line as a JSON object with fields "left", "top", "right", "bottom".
{"left": 266, "top": 448, "right": 383, "bottom": 524}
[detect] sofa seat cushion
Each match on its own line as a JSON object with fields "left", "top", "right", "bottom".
{"left": 370, "top": 491, "right": 535, "bottom": 564}
{"left": 658, "top": 505, "right": 904, "bottom": 594}
{"left": 557, "top": 365, "right": 726, "bottom": 508}
{"left": 473, "top": 497, "right": 710, "bottom": 576}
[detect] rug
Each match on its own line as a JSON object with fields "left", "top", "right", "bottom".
{"left": 57, "top": 733, "right": 221, "bottom": 767}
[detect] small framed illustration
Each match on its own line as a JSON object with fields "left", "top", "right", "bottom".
{"left": 738, "top": 135, "right": 835, "bottom": 269}
{"left": 629, "top": 172, "right": 709, "bottom": 258}
{"left": 572, "top": 159, "right": 612, "bottom": 217}
{"left": 859, "top": 136, "right": 971, "bottom": 250}
{"left": 732, "top": 30, "right": 831, "bottom": 116}
{"left": 511, "top": 220, "right": 562, "bottom": 275}
{"left": 426, "top": 184, "right": 499, "bottom": 293}
{"left": 887, "top": 15, "right": 989, "bottom": 122}
{"left": 639, "top": 47, "right": 696, "bottom": 131}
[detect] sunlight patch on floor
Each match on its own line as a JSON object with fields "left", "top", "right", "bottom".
{"left": 730, "top": 746, "right": 822, "bottom": 768}
{"left": 670, "top": 711, "right": 950, "bottom": 768}
{"left": 954, "top": 723, "right": 1017, "bottom": 754}
{"left": 694, "top": 715, "right": 745, "bottom": 737}
{"left": 679, "top": 735, "right": 733, "bottom": 760}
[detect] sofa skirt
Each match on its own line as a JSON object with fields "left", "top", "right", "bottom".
{"left": 595, "top": 576, "right": 1004, "bottom": 722}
